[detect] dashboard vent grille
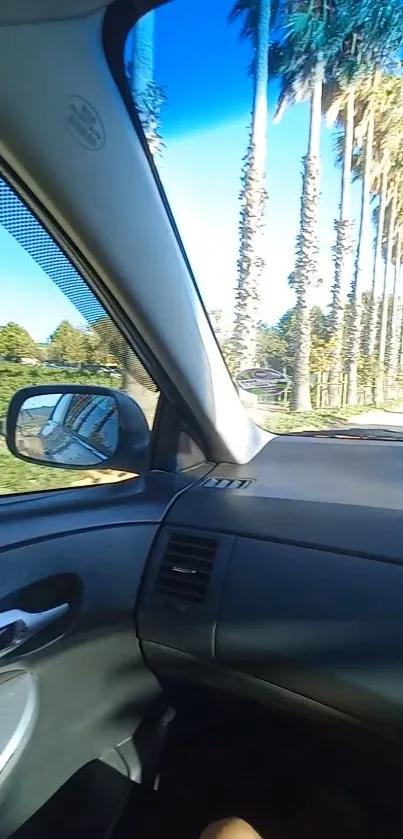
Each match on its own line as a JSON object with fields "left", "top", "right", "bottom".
{"left": 156, "top": 532, "right": 218, "bottom": 604}
{"left": 202, "top": 477, "right": 252, "bottom": 490}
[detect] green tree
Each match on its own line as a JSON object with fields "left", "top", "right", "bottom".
{"left": 92, "top": 317, "right": 158, "bottom": 398}
{"left": 49, "top": 321, "right": 87, "bottom": 363}
{"left": 255, "top": 323, "right": 288, "bottom": 370}
{"left": 0, "top": 322, "right": 38, "bottom": 359}
{"left": 276, "top": 304, "right": 331, "bottom": 383}
{"left": 91, "top": 317, "right": 124, "bottom": 363}
{"left": 221, "top": 340, "right": 240, "bottom": 378}
{"left": 82, "top": 329, "right": 116, "bottom": 366}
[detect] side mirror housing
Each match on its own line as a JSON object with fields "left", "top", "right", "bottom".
{"left": 6, "top": 384, "right": 150, "bottom": 474}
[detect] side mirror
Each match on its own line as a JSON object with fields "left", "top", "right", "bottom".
{"left": 6, "top": 385, "right": 150, "bottom": 474}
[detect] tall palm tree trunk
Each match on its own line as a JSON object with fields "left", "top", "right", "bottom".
{"left": 291, "top": 59, "right": 323, "bottom": 412}
{"left": 368, "top": 166, "right": 388, "bottom": 357}
{"left": 232, "top": 0, "right": 270, "bottom": 370}
{"left": 346, "top": 108, "right": 374, "bottom": 406}
{"left": 329, "top": 86, "right": 355, "bottom": 407}
{"left": 131, "top": 12, "right": 155, "bottom": 114}
{"left": 376, "top": 189, "right": 396, "bottom": 403}
{"left": 399, "top": 300, "right": 403, "bottom": 372}
{"left": 130, "top": 12, "right": 165, "bottom": 157}
{"left": 386, "top": 227, "right": 402, "bottom": 396}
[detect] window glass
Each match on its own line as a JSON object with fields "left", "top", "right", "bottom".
{"left": 88, "top": 406, "right": 119, "bottom": 454}
{"left": 50, "top": 395, "right": 70, "bottom": 425}
{"left": 0, "top": 179, "right": 159, "bottom": 496}
{"left": 73, "top": 397, "right": 118, "bottom": 452}
{"left": 125, "top": 2, "right": 403, "bottom": 438}
{"left": 64, "top": 395, "right": 98, "bottom": 432}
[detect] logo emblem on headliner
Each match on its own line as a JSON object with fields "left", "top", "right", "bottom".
{"left": 66, "top": 95, "right": 106, "bottom": 151}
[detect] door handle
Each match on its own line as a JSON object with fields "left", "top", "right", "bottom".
{"left": 0, "top": 603, "right": 70, "bottom": 657}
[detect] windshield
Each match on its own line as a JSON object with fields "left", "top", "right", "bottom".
{"left": 125, "top": 0, "right": 403, "bottom": 438}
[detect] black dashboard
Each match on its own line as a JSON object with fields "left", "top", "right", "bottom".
{"left": 138, "top": 434, "right": 403, "bottom": 740}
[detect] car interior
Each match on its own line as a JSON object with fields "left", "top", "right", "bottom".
{"left": 3, "top": 1, "right": 403, "bottom": 839}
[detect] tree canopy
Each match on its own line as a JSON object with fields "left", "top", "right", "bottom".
{"left": 0, "top": 323, "right": 38, "bottom": 359}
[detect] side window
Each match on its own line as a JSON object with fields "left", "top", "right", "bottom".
{"left": 0, "top": 178, "right": 159, "bottom": 496}
{"left": 49, "top": 395, "right": 71, "bottom": 425}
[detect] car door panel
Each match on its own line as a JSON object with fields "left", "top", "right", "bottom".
{"left": 0, "top": 470, "right": 207, "bottom": 837}
{"left": 0, "top": 473, "right": 186, "bottom": 551}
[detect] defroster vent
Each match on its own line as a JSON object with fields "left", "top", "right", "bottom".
{"left": 156, "top": 532, "right": 218, "bottom": 604}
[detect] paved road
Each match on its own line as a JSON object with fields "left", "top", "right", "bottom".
{"left": 348, "top": 406, "right": 403, "bottom": 431}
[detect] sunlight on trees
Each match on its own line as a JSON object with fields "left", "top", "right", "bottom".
{"left": 225, "top": 0, "right": 403, "bottom": 410}
{"left": 125, "top": 4, "right": 403, "bottom": 414}
{"left": 0, "top": 322, "right": 38, "bottom": 359}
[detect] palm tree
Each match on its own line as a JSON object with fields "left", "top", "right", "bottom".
{"left": 345, "top": 94, "right": 375, "bottom": 405}
{"left": 375, "top": 140, "right": 403, "bottom": 399}
{"left": 322, "top": 0, "right": 403, "bottom": 407}
{"left": 271, "top": 0, "right": 376, "bottom": 410}
{"left": 386, "top": 224, "right": 402, "bottom": 393}
{"left": 343, "top": 73, "right": 403, "bottom": 405}
{"left": 230, "top": 0, "right": 348, "bottom": 389}
{"left": 330, "top": 10, "right": 403, "bottom": 407}
{"left": 349, "top": 2, "right": 403, "bottom": 369}
{"left": 326, "top": 67, "right": 384, "bottom": 408}
{"left": 271, "top": 4, "right": 335, "bottom": 411}
{"left": 399, "top": 295, "right": 403, "bottom": 373}
{"left": 129, "top": 11, "right": 165, "bottom": 156}
{"left": 368, "top": 162, "right": 388, "bottom": 357}
{"left": 130, "top": 12, "right": 154, "bottom": 110}
{"left": 229, "top": 0, "right": 271, "bottom": 369}
{"left": 376, "top": 187, "right": 397, "bottom": 401}
{"left": 336, "top": 79, "right": 382, "bottom": 407}
{"left": 327, "top": 82, "right": 355, "bottom": 406}
{"left": 290, "top": 55, "right": 324, "bottom": 410}
{"left": 366, "top": 77, "right": 403, "bottom": 359}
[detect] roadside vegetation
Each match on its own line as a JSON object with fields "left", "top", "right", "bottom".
{"left": 0, "top": 361, "right": 128, "bottom": 495}
{"left": 261, "top": 401, "right": 403, "bottom": 434}
{"left": 130, "top": 4, "right": 403, "bottom": 412}
{"left": 225, "top": 0, "right": 403, "bottom": 411}
{"left": 0, "top": 321, "right": 152, "bottom": 495}
{"left": 5, "top": 2, "right": 403, "bottom": 489}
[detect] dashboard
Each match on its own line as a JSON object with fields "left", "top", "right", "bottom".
{"left": 138, "top": 434, "right": 403, "bottom": 740}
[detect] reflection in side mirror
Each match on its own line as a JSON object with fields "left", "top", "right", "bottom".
{"left": 7, "top": 385, "right": 151, "bottom": 473}
{"left": 15, "top": 392, "right": 119, "bottom": 467}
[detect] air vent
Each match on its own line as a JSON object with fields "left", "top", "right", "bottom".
{"left": 202, "top": 477, "right": 252, "bottom": 490}
{"left": 155, "top": 532, "right": 218, "bottom": 604}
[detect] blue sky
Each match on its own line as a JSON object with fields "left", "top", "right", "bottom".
{"left": 0, "top": 0, "right": 369, "bottom": 341}
{"left": 153, "top": 0, "right": 367, "bottom": 329}
{"left": 0, "top": 226, "right": 86, "bottom": 339}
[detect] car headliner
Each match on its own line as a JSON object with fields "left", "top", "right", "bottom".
{"left": 0, "top": 0, "right": 162, "bottom": 24}
{"left": 0, "top": 0, "right": 168, "bottom": 25}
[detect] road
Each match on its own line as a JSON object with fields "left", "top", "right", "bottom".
{"left": 348, "top": 406, "right": 403, "bottom": 431}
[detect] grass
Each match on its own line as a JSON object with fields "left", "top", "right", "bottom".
{"left": 0, "top": 363, "right": 119, "bottom": 417}
{"left": 262, "top": 401, "right": 403, "bottom": 434}
{"left": 0, "top": 439, "right": 86, "bottom": 495}
{"left": 0, "top": 363, "right": 132, "bottom": 496}
{"left": 1, "top": 361, "right": 402, "bottom": 494}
